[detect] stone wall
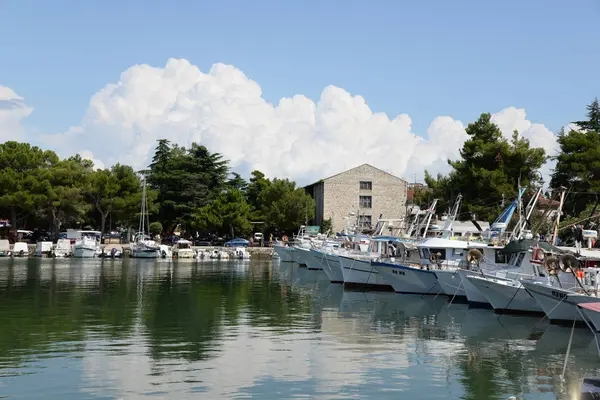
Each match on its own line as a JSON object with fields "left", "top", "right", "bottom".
{"left": 322, "top": 164, "right": 407, "bottom": 232}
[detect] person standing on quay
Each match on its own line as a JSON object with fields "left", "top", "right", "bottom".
{"left": 571, "top": 224, "right": 584, "bottom": 254}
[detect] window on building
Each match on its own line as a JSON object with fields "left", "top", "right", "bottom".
{"left": 359, "top": 195, "right": 372, "bottom": 208}
{"left": 358, "top": 215, "right": 372, "bottom": 229}
{"left": 360, "top": 181, "right": 372, "bottom": 190}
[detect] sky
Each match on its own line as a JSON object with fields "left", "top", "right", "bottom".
{"left": 1, "top": 0, "right": 599, "bottom": 185}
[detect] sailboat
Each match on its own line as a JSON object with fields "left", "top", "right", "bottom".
{"left": 130, "top": 180, "right": 160, "bottom": 259}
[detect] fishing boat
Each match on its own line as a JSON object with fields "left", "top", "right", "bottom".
{"left": 73, "top": 233, "right": 100, "bottom": 258}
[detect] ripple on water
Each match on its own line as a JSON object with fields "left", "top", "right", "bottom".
{"left": 1, "top": 258, "right": 600, "bottom": 399}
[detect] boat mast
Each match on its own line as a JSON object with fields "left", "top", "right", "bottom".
{"left": 552, "top": 187, "right": 567, "bottom": 246}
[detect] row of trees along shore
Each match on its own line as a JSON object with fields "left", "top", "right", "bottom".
{"left": 1, "top": 98, "right": 598, "bottom": 242}
{"left": 0, "top": 139, "right": 314, "bottom": 241}
{"left": 415, "top": 98, "right": 600, "bottom": 241}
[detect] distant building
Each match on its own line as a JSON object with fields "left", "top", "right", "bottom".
{"left": 304, "top": 164, "right": 408, "bottom": 233}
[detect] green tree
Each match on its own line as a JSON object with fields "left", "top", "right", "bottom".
{"left": 227, "top": 172, "right": 248, "bottom": 192}
{"left": 424, "top": 114, "right": 546, "bottom": 221}
{"left": 145, "top": 140, "right": 229, "bottom": 234}
{"left": 41, "top": 157, "right": 93, "bottom": 235}
{"left": 85, "top": 164, "right": 147, "bottom": 236}
{"left": 246, "top": 170, "right": 271, "bottom": 220}
{"left": 0, "top": 142, "right": 59, "bottom": 230}
{"left": 552, "top": 100, "right": 600, "bottom": 217}
{"left": 572, "top": 98, "right": 600, "bottom": 132}
{"left": 149, "top": 222, "right": 163, "bottom": 236}
{"left": 320, "top": 218, "right": 333, "bottom": 234}
{"left": 193, "top": 189, "right": 252, "bottom": 237}
{"left": 258, "top": 179, "right": 315, "bottom": 234}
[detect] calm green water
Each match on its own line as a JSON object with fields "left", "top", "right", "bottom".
{"left": 0, "top": 258, "right": 599, "bottom": 400}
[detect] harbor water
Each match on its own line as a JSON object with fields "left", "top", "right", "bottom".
{"left": 0, "top": 258, "right": 599, "bottom": 399}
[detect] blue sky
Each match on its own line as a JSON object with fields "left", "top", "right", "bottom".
{"left": 2, "top": 0, "right": 599, "bottom": 134}
{"left": 0, "top": 0, "right": 599, "bottom": 182}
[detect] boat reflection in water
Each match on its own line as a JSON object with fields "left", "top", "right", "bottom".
{"left": 1, "top": 259, "right": 600, "bottom": 399}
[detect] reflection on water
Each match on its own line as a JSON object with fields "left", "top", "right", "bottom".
{"left": 0, "top": 258, "right": 599, "bottom": 399}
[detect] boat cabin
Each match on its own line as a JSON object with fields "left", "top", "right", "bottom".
{"left": 417, "top": 237, "right": 504, "bottom": 269}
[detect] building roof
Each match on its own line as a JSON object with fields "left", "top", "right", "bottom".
{"left": 304, "top": 163, "right": 407, "bottom": 188}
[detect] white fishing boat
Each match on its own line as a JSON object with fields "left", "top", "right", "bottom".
{"left": 130, "top": 180, "right": 160, "bottom": 259}
{"left": 73, "top": 235, "right": 99, "bottom": 258}
{"left": 34, "top": 241, "right": 54, "bottom": 257}
{"left": 52, "top": 239, "right": 72, "bottom": 257}
{"left": 172, "top": 239, "right": 195, "bottom": 258}
{"left": 521, "top": 268, "right": 600, "bottom": 323}
{"left": 310, "top": 248, "right": 344, "bottom": 283}
{"left": 12, "top": 242, "right": 29, "bottom": 257}
{"left": 273, "top": 243, "right": 294, "bottom": 262}
{"left": 0, "top": 239, "right": 11, "bottom": 257}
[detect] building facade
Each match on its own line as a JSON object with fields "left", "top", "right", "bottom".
{"left": 304, "top": 164, "right": 408, "bottom": 233}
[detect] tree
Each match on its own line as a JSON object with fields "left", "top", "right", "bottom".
{"left": 246, "top": 170, "right": 271, "bottom": 220}
{"left": 145, "top": 140, "right": 230, "bottom": 234}
{"left": 258, "top": 179, "right": 315, "bottom": 234}
{"left": 85, "top": 164, "right": 146, "bottom": 236}
{"left": 424, "top": 114, "right": 546, "bottom": 221}
{"left": 149, "top": 222, "right": 163, "bottom": 237}
{"left": 552, "top": 100, "right": 600, "bottom": 217}
{"left": 572, "top": 98, "right": 600, "bottom": 132}
{"left": 0, "top": 142, "right": 59, "bottom": 231}
{"left": 193, "top": 189, "right": 252, "bottom": 238}
{"left": 42, "top": 157, "right": 93, "bottom": 235}
{"left": 320, "top": 218, "right": 333, "bottom": 234}
{"left": 227, "top": 173, "right": 248, "bottom": 192}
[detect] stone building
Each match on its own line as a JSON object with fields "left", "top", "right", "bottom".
{"left": 304, "top": 164, "right": 408, "bottom": 233}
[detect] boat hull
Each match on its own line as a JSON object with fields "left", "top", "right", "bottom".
{"left": 131, "top": 249, "right": 159, "bottom": 258}
{"left": 73, "top": 246, "right": 96, "bottom": 258}
{"left": 578, "top": 306, "right": 600, "bottom": 332}
{"left": 295, "top": 248, "right": 310, "bottom": 267}
{"left": 467, "top": 276, "right": 543, "bottom": 314}
{"left": 434, "top": 269, "right": 466, "bottom": 298}
{"left": 522, "top": 281, "right": 600, "bottom": 323}
{"left": 273, "top": 245, "right": 294, "bottom": 262}
{"left": 339, "top": 255, "right": 392, "bottom": 290}
{"left": 457, "top": 269, "right": 491, "bottom": 307}
{"left": 311, "top": 250, "right": 343, "bottom": 283}
{"left": 372, "top": 262, "right": 441, "bottom": 295}
{"left": 304, "top": 250, "right": 322, "bottom": 270}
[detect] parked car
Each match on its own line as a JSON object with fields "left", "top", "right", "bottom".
{"left": 253, "top": 233, "right": 264, "bottom": 243}
{"left": 224, "top": 238, "right": 249, "bottom": 247}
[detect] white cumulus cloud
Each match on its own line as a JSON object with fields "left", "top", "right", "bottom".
{"left": 0, "top": 85, "right": 33, "bottom": 142}
{"left": 3, "top": 59, "right": 562, "bottom": 185}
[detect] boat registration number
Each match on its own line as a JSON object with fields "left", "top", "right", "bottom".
{"left": 392, "top": 270, "right": 406, "bottom": 276}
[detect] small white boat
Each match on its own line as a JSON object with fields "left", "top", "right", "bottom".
{"left": 73, "top": 236, "right": 99, "bottom": 258}
{"left": 209, "top": 249, "right": 229, "bottom": 260}
{"left": 159, "top": 244, "right": 172, "bottom": 259}
{"left": 131, "top": 236, "right": 160, "bottom": 258}
{"left": 34, "top": 241, "right": 54, "bottom": 257}
{"left": 232, "top": 247, "right": 250, "bottom": 260}
{"left": 52, "top": 239, "right": 72, "bottom": 257}
{"left": 0, "top": 239, "right": 11, "bottom": 257}
{"left": 99, "top": 246, "right": 123, "bottom": 258}
{"left": 172, "top": 240, "right": 195, "bottom": 259}
{"left": 12, "top": 242, "right": 29, "bottom": 257}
